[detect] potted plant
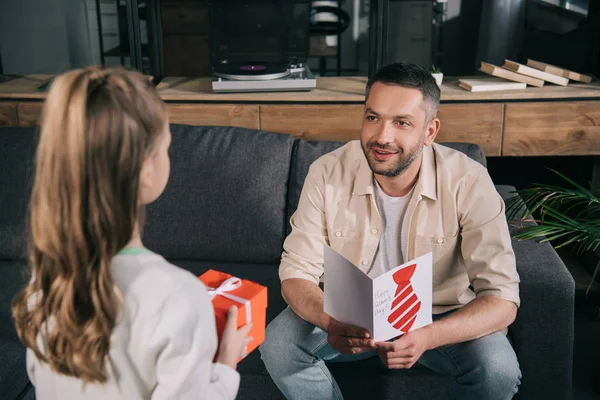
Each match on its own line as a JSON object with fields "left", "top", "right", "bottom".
{"left": 431, "top": 65, "right": 443, "bottom": 87}
{"left": 506, "top": 169, "right": 600, "bottom": 294}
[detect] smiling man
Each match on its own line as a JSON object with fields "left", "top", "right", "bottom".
{"left": 260, "top": 62, "right": 521, "bottom": 400}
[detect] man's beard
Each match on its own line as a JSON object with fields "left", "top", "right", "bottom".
{"left": 361, "top": 134, "right": 426, "bottom": 177}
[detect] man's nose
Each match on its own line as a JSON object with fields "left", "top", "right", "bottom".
{"left": 373, "top": 122, "right": 395, "bottom": 145}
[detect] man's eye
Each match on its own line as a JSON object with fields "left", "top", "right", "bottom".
{"left": 395, "top": 120, "right": 409, "bottom": 127}
{"left": 367, "top": 116, "right": 378, "bottom": 122}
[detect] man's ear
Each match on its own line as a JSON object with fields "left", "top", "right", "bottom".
{"left": 424, "top": 117, "right": 441, "bottom": 146}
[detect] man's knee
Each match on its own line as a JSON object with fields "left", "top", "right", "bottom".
{"left": 260, "top": 314, "right": 289, "bottom": 365}
{"left": 477, "top": 350, "right": 521, "bottom": 392}
{"left": 260, "top": 307, "right": 312, "bottom": 369}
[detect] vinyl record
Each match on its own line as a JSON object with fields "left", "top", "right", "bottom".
{"left": 213, "top": 63, "right": 290, "bottom": 81}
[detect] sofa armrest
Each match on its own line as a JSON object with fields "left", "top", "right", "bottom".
{"left": 509, "top": 237, "right": 575, "bottom": 400}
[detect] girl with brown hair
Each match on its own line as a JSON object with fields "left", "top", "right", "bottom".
{"left": 12, "top": 67, "right": 251, "bottom": 399}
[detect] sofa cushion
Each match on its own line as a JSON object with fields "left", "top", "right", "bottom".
{"left": 0, "top": 260, "right": 30, "bottom": 400}
{"left": 329, "top": 359, "right": 452, "bottom": 400}
{"left": 0, "top": 334, "right": 29, "bottom": 400}
{"left": 495, "top": 185, "right": 534, "bottom": 232}
{"left": 287, "top": 140, "right": 488, "bottom": 235}
{"left": 145, "top": 125, "right": 295, "bottom": 264}
{"left": 0, "top": 127, "right": 37, "bottom": 260}
{"left": 442, "top": 142, "right": 487, "bottom": 168}
{"left": 495, "top": 185, "right": 517, "bottom": 204}
{"left": 0, "top": 261, "right": 30, "bottom": 339}
{"left": 509, "top": 235, "right": 574, "bottom": 400}
{"left": 286, "top": 140, "right": 344, "bottom": 236}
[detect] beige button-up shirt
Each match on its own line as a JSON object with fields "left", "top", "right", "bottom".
{"left": 279, "top": 141, "right": 520, "bottom": 314}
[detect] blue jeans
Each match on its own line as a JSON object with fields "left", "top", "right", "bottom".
{"left": 259, "top": 307, "right": 521, "bottom": 400}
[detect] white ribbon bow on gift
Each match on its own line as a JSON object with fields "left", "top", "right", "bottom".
{"left": 207, "top": 276, "right": 252, "bottom": 323}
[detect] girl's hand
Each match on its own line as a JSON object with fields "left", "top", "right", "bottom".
{"left": 216, "top": 306, "right": 253, "bottom": 369}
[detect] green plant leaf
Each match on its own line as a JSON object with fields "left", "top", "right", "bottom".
{"left": 507, "top": 168, "right": 600, "bottom": 290}
{"left": 587, "top": 259, "right": 600, "bottom": 295}
{"left": 550, "top": 168, "right": 595, "bottom": 196}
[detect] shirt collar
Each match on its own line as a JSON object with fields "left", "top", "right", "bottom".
{"left": 417, "top": 144, "right": 437, "bottom": 200}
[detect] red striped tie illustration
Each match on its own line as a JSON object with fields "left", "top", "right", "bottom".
{"left": 387, "top": 264, "right": 420, "bottom": 333}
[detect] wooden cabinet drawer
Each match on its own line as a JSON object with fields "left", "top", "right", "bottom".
{"left": 437, "top": 103, "right": 503, "bottom": 156}
{"left": 0, "top": 102, "right": 18, "bottom": 127}
{"left": 503, "top": 101, "right": 600, "bottom": 156}
{"left": 260, "top": 104, "right": 503, "bottom": 155}
{"left": 260, "top": 105, "right": 364, "bottom": 141}
{"left": 17, "top": 102, "right": 43, "bottom": 127}
{"left": 167, "top": 104, "right": 259, "bottom": 129}
{"left": 15, "top": 103, "right": 259, "bottom": 130}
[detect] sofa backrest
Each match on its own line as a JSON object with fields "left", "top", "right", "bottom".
{"left": 0, "top": 125, "right": 295, "bottom": 264}
{"left": 0, "top": 127, "right": 37, "bottom": 260}
{"left": 143, "top": 124, "right": 295, "bottom": 263}
{"left": 0, "top": 124, "right": 487, "bottom": 266}
{"left": 286, "top": 140, "right": 488, "bottom": 236}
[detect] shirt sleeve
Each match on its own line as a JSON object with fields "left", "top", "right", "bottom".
{"left": 459, "top": 170, "right": 521, "bottom": 307}
{"left": 279, "top": 163, "right": 329, "bottom": 285}
{"left": 150, "top": 281, "right": 240, "bottom": 400}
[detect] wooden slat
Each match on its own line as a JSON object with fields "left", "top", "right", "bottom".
{"left": 503, "top": 101, "right": 600, "bottom": 156}
{"left": 260, "top": 105, "right": 364, "bottom": 141}
{"left": 0, "top": 102, "right": 18, "bottom": 127}
{"left": 17, "top": 102, "right": 259, "bottom": 129}
{"left": 167, "top": 104, "right": 259, "bottom": 129}
{"left": 17, "top": 102, "right": 43, "bottom": 127}
{"left": 436, "top": 103, "right": 503, "bottom": 156}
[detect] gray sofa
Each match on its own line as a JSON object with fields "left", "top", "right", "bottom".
{"left": 0, "top": 124, "right": 575, "bottom": 400}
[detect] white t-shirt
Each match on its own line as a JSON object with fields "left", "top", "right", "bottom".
{"left": 367, "top": 181, "right": 413, "bottom": 278}
{"left": 27, "top": 249, "right": 240, "bottom": 400}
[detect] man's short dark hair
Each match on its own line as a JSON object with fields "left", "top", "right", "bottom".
{"left": 365, "top": 62, "right": 441, "bottom": 120}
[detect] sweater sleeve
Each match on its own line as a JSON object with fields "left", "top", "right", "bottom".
{"left": 150, "top": 280, "right": 240, "bottom": 400}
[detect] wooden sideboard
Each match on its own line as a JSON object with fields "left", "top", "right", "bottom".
{"left": 1, "top": 75, "right": 599, "bottom": 157}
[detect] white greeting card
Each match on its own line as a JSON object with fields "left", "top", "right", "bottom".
{"left": 324, "top": 245, "right": 432, "bottom": 342}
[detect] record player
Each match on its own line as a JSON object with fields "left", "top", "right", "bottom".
{"left": 210, "top": 1, "right": 316, "bottom": 93}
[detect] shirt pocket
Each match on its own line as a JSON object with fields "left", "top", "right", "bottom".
{"left": 415, "top": 234, "right": 460, "bottom": 284}
{"left": 329, "top": 229, "right": 364, "bottom": 265}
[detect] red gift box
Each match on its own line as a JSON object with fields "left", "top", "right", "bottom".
{"left": 199, "top": 270, "right": 267, "bottom": 362}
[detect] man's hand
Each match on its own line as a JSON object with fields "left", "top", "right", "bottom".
{"left": 374, "top": 327, "right": 432, "bottom": 369}
{"left": 327, "top": 318, "right": 375, "bottom": 355}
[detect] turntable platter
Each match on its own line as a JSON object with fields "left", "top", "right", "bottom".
{"left": 213, "top": 63, "right": 291, "bottom": 81}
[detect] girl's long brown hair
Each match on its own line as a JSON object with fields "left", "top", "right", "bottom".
{"left": 12, "top": 67, "right": 167, "bottom": 383}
